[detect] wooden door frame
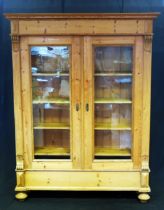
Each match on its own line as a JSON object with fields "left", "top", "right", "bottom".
{"left": 20, "top": 36, "right": 82, "bottom": 170}
{"left": 83, "top": 36, "right": 144, "bottom": 170}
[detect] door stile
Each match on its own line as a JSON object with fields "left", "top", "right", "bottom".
{"left": 20, "top": 36, "right": 34, "bottom": 169}
{"left": 71, "top": 37, "right": 83, "bottom": 169}
{"left": 80, "top": 37, "right": 85, "bottom": 169}
{"left": 83, "top": 37, "right": 94, "bottom": 169}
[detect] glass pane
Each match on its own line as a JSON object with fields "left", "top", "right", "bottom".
{"left": 95, "top": 104, "right": 131, "bottom": 128}
{"left": 31, "top": 46, "right": 71, "bottom": 159}
{"left": 34, "top": 130, "right": 70, "bottom": 158}
{"left": 95, "top": 46, "right": 132, "bottom": 73}
{"left": 95, "top": 130, "right": 131, "bottom": 158}
{"left": 31, "top": 46, "right": 70, "bottom": 73}
{"left": 94, "top": 46, "right": 133, "bottom": 159}
{"left": 95, "top": 76, "right": 132, "bottom": 101}
{"left": 33, "top": 104, "right": 69, "bottom": 125}
{"left": 32, "top": 76, "right": 69, "bottom": 101}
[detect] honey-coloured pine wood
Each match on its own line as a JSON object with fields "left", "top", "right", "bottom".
{"left": 5, "top": 13, "right": 159, "bottom": 202}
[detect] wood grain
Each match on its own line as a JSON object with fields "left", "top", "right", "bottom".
{"left": 7, "top": 13, "right": 156, "bottom": 196}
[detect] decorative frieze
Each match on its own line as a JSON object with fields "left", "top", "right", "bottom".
{"left": 11, "top": 35, "right": 20, "bottom": 52}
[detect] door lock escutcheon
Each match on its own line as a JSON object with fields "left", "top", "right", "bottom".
{"left": 86, "top": 103, "right": 89, "bottom": 112}
{"left": 76, "top": 103, "right": 79, "bottom": 111}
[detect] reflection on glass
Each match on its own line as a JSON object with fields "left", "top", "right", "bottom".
{"left": 95, "top": 131, "right": 131, "bottom": 149}
{"left": 31, "top": 46, "right": 70, "bottom": 73}
{"left": 95, "top": 104, "right": 131, "bottom": 126}
{"left": 95, "top": 76, "right": 132, "bottom": 100}
{"left": 95, "top": 46, "right": 132, "bottom": 73}
{"left": 94, "top": 46, "right": 133, "bottom": 159}
{"left": 32, "top": 76, "right": 69, "bottom": 101}
{"left": 34, "top": 130, "right": 70, "bottom": 157}
{"left": 31, "top": 46, "right": 70, "bottom": 159}
{"left": 33, "top": 104, "right": 69, "bottom": 125}
{"left": 95, "top": 130, "right": 131, "bottom": 157}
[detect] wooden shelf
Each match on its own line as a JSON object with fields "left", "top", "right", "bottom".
{"left": 32, "top": 73, "right": 69, "bottom": 76}
{"left": 35, "top": 147, "right": 130, "bottom": 157}
{"left": 35, "top": 147, "right": 70, "bottom": 156}
{"left": 95, "top": 122, "right": 131, "bottom": 130}
{"left": 33, "top": 98, "right": 70, "bottom": 104}
{"left": 34, "top": 122, "right": 70, "bottom": 130}
{"left": 95, "top": 98, "right": 132, "bottom": 104}
{"left": 94, "top": 73, "right": 132, "bottom": 76}
{"left": 95, "top": 147, "right": 131, "bottom": 156}
{"left": 33, "top": 98, "right": 131, "bottom": 104}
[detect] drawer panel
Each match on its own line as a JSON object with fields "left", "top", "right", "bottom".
{"left": 24, "top": 171, "right": 140, "bottom": 191}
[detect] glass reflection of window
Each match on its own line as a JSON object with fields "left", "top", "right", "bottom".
{"left": 32, "top": 76, "right": 69, "bottom": 100}
{"left": 95, "top": 46, "right": 132, "bottom": 73}
{"left": 31, "top": 46, "right": 70, "bottom": 73}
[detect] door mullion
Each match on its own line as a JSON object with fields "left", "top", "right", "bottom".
{"left": 83, "top": 36, "right": 94, "bottom": 169}
{"left": 71, "top": 37, "right": 83, "bottom": 169}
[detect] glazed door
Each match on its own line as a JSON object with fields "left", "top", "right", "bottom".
{"left": 21, "top": 36, "right": 82, "bottom": 169}
{"left": 21, "top": 35, "right": 143, "bottom": 171}
{"left": 83, "top": 36, "right": 143, "bottom": 170}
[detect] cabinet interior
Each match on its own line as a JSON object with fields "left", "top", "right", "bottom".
{"left": 31, "top": 44, "right": 133, "bottom": 160}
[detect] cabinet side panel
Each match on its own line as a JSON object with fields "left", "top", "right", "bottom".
{"left": 11, "top": 30, "right": 24, "bottom": 170}
{"left": 132, "top": 36, "right": 144, "bottom": 168}
{"left": 141, "top": 35, "right": 153, "bottom": 172}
